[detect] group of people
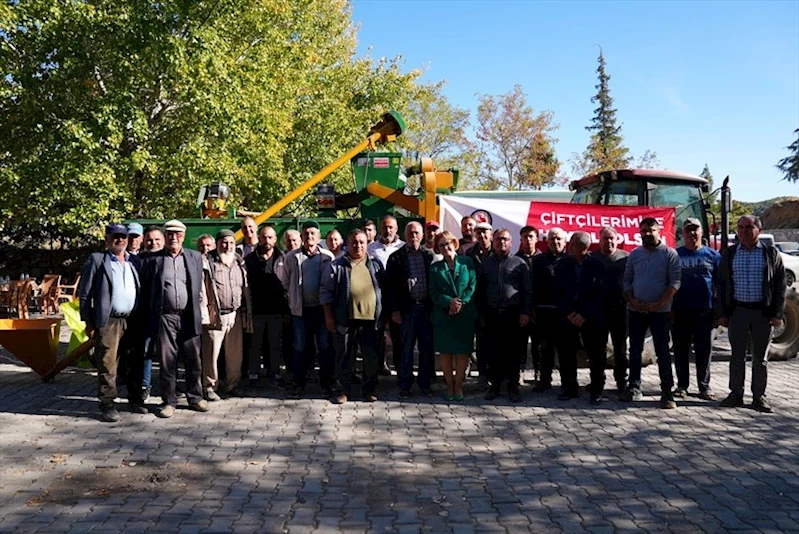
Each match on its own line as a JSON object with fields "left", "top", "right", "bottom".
{"left": 78, "top": 211, "right": 787, "bottom": 423}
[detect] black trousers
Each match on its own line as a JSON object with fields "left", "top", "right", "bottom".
{"left": 156, "top": 312, "right": 203, "bottom": 406}
{"left": 535, "top": 307, "right": 560, "bottom": 386}
{"left": 606, "top": 305, "right": 628, "bottom": 388}
{"left": 334, "top": 320, "right": 379, "bottom": 395}
{"left": 377, "top": 318, "right": 402, "bottom": 371}
{"left": 554, "top": 320, "right": 580, "bottom": 395}
{"left": 521, "top": 322, "right": 539, "bottom": 373}
{"left": 486, "top": 308, "right": 525, "bottom": 392}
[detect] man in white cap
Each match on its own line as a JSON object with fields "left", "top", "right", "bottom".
{"left": 126, "top": 223, "right": 144, "bottom": 255}
{"left": 466, "top": 221, "right": 493, "bottom": 388}
{"left": 140, "top": 219, "right": 210, "bottom": 418}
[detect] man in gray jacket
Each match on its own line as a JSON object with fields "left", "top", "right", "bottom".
{"left": 321, "top": 229, "right": 385, "bottom": 404}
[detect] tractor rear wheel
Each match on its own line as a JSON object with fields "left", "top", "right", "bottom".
{"left": 770, "top": 287, "right": 799, "bottom": 361}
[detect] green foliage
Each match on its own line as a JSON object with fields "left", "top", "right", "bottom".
{"left": 475, "top": 85, "right": 560, "bottom": 191}
{"left": 776, "top": 128, "right": 799, "bottom": 184}
{"left": 0, "top": 0, "right": 425, "bottom": 245}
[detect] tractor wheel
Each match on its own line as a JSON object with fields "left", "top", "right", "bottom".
{"left": 770, "top": 287, "right": 799, "bottom": 361}
{"left": 786, "top": 270, "right": 796, "bottom": 288}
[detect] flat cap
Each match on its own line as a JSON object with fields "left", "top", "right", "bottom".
{"left": 105, "top": 223, "right": 128, "bottom": 236}
{"left": 163, "top": 219, "right": 187, "bottom": 232}
{"left": 216, "top": 229, "right": 235, "bottom": 241}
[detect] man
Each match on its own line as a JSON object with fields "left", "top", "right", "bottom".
{"left": 138, "top": 225, "right": 165, "bottom": 400}
{"left": 622, "top": 217, "right": 682, "bottom": 408}
{"left": 718, "top": 215, "right": 786, "bottom": 413}
{"left": 531, "top": 228, "right": 567, "bottom": 391}
{"left": 477, "top": 229, "right": 532, "bottom": 402}
{"left": 245, "top": 225, "right": 289, "bottom": 389}
{"left": 368, "top": 215, "right": 405, "bottom": 374}
{"left": 281, "top": 221, "right": 336, "bottom": 398}
{"left": 386, "top": 221, "right": 435, "bottom": 397}
{"left": 671, "top": 218, "right": 721, "bottom": 401}
{"left": 283, "top": 229, "right": 301, "bottom": 252}
{"left": 458, "top": 216, "right": 477, "bottom": 255}
{"left": 201, "top": 230, "right": 253, "bottom": 400}
{"left": 516, "top": 225, "right": 541, "bottom": 383}
{"left": 423, "top": 221, "right": 442, "bottom": 256}
{"left": 325, "top": 229, "right": 345, "bottom": 259}
{"left": 321, "top": 229, "right": 385, "bottom": 403}
{"left": 467, "top": 221, "right": 494, "bottom": 387}
{"left": 127, "top": 223, "right": 144, "bottom": 255}
{"left": 554, "top": 232, "right": 606, "bottom": 404}
{"left": 197, "top": 234, "right": 216, "bottom": 256}
{"left": 590, "top": 226, "right": 629, "bottom": 395}
{"left": 236, "top": 217, "right": 258, "bottom": 258}
{"left": 78, "top": 224, "right": 142, "bottom": 422}
{"left": 362, "top": 219, "right": 377, "bottom": 244}
{"left": 143, "top": 226, "right": 165, "bottom": 255}
{"left": 140, "top": 219, "right": 210, "bottom": 418}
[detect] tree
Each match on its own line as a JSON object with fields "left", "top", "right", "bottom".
{"left": 776, "top": 128, "right": 799, "bottom": 183}
{"left": 635, "top": 150, "right": 661, "bottom": 170}
{"left": 474, "top": 85, "right": 560, "bottom": 190}
{"left": 0, "top": 0, "right": 424, "bottom": 245}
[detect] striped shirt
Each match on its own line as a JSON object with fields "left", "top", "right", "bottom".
{"left": 732, "top": 242, "right": 766, "bottom": 303}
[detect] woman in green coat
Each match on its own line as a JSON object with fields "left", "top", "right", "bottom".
{"left": 429, "top": 231, "right": 477, "bottom": 401}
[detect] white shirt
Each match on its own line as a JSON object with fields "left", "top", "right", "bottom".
{"left": 367, "top": 237, "right": 405, "bottom": 268}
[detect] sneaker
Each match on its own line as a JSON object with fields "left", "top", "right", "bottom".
{"left": 752, "top": 396, "right": 773, "bottom": 413}
{"left": 622, "top": 387, "right": 643, "bottom": 402}
{"left": 589, "top": 394, "right": 602, "bottom": 406}
{"left": 334, "top": 393, "right": 348, "bottom": 405}
{"left": 673, "top": 388, "right": 688, "bottom": 399}
{"left": 189, "top": 400, "right": 210, "bottom": 412}
{"left": 156, "top": 404, "right": 175, "bottom": 418}
{"left": 720, "top": 393, "right": 744, "bottom": 408}
{"left": 484, "top": 389, "right": 500, "bottom": 401}
{"left": 205, "top": 389, "right": 221, "bottom": 402}
{"left": 508, "top": 389, "right": 522, "bottom": 403}
{"left": 660, "top": 395, "right": 677, "bottom": 409}
{"left": 100, "top": 405, "right": 120, "bottom": 423}
{"left": 698, "top": 390, "right": 717, "bottom": 401}
{"left": 141, "top": 387, "right": 151, "bottom": 401}
{"left": 129, "top": 403, "right": 149, "bottom": 415}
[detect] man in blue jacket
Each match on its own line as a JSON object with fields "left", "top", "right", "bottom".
{"left": 78, "top": 224, "right": 141, "bottom": 422}
{"left": 321, "top": 229, "right": 385, "bottom": 404}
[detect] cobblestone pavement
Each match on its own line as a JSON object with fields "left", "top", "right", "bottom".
{"left": 1, "top": 349, "right": 798, "bottom": 533}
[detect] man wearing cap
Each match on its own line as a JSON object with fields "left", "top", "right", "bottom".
{"left": 201, "top": 229, "right": 253, "bottom": 400}
{"left": 458, "top": 216, "right": 477, "bottom": 255}
{"left": 236, "top": 216, "right": 259, "bottom": 258}
{"left": 671, "top": 218, "right": 721, "bottom": 401}
{"left": 140, "top": 219, "right": 210, "bottom": 418}
{"left": 423, "top": 221, "right": 443, "bottom": 260}
{"left": 467, "top": 221, "right": 493, "bottom": 388}
{"left": 368, "top": 215, "right": 405, "bottom": 374}
{"left": 280, "top": 221, "right": 336, "bottom": 398}
{"left": 78, "top": 224, "right": 142, "bottom": 422}
{"left": 126, "top": 223, "right": 144, "bottom": 255}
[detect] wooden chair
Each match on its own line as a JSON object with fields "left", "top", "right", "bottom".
{"left": 9, "top": 280, "right": 34, "bottom": 319}
{"left": 35, "top": 274, "right": 61, "bottom": 315}
{"left": 57, "top": 275, "right": 81, "bottom": 304}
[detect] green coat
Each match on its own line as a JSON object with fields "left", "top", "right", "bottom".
{"left": 429, "top": 256, "right": 477, "bottom": 354}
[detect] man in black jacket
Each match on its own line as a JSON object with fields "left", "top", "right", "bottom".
{"left": 467, "top": 221, "right": 494, "bottom": 388}
{"left": 386, "top": 221, "right": 435, "bottom": 397}
{"left": 245, "top": 225, "right": 289, "bottom": 389}
{"left": 516, "top": 225, "right": 541, "bottom": 384}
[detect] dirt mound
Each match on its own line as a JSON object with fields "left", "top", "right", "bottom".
{"left": 761, "top": 197, "right": 799, "bottom": 229}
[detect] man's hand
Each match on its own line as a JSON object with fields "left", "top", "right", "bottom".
{"left": 567, "top": 312, "right": 577, "bottom": 323}
{"left": 718, "top": 317, "right": 728, "bottom": 328}
{"left": 392, "top": 311, "right": 402, "bottom": 325}
{"left": 283, "top": 314, "right": 291, "bottom": 325}
{"left": 571, "top": 314, "right": 585, "bottom": 327}
{"left": 519, "top": 314, "right": 530, "bottom": 328}
{"left": 324, "top": 315, "right": 336, "bottom": 333}
{"left": 86, "top": 326, "right": 96, "bottom": 339}
{"left": 770, "top": 317, "right": 783, "bottom": 329}
{"left": 629, "top": 298, "right": 648, "bottom": 313}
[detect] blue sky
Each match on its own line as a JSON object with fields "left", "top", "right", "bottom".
{"left": 351, "top": 0, "right": 799, "bottom": 202}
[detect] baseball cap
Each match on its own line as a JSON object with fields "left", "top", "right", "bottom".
{"left": 425, "top": 220, "right": 440, "bottom": 230}
{"left": 475, "top": 221, "right": 493, "bottom": 231}
{"left": 163, "top": 219, "right": 187, "bottom": 233}
{"left": 216, "top": 229, "right": 235, "bottom": 240}
{"left": 682, "top": 217, "right": 702, "bottom": 229}
{"left": 127, "top": 222, "right": 143, "bottom": 236}
{"left": 105, "top": 223, "right": 128, "bottom": 236}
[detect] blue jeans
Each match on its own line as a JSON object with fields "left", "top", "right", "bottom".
{"left": 142, "top": 340, "right": 153, "bottom": 389}
{"left": 399, "top": 303, "right": 433, "bottom": 392}
{"left": 292, "top": 306, "right": 334, "bottom": 390}
{"left": 629, "top": 311, "right": 673, "bottom": 392}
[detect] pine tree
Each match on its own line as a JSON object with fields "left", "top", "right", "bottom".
{"left": 776, "top": 128, "right": 799, "bottom": 183}
{"left": 583, "top": 50, "right": 630, "bottom": 173}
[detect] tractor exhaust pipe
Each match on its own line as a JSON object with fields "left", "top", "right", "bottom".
{"left": 720, "top": 175, "right": 731, "bottom": 250}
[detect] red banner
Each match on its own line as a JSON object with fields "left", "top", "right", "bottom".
{"left": 526, "top": 202, "right": 676, "bottom": 250}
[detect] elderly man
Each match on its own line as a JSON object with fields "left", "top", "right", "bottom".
{"left": 368, "top": 215, "right": 405, "bottom": 374}
{"left": 281, "top": 221, "right": 336, "bottom": 398}
{"left": 386, "top": 221, "right": 435, "bottom": 397}
{"left": 458, "top": 216, "right": 477, "bottom": 254}
{"left": 245, "top": 225, "right": 289, "bottom": 389}
{"left": 362, "top": 219, "right": 377, "bottom": 244}
{"left": 478, "top": 229, "right": 532, "bottom": 402}
{"left": 325, "top": 229, "right": 345, "bottom": 259}
{"left": 554, "top": 232, "right": 607, "bottom": 404}
{"left": 672, "top": 218, "right": 721, "bottom": 401}
{"left": 322, "top": 229, "right": 385, "bottom": 403}
{"left": 718, "top": 215, "right": 786, "bottom": 413}
{"left": 516, "top": 225, "right": 541, "bottom": 383}
{"left": 126, "top": 223, "right": 144, "bottom": 255}
{"left": 201, "top": 230, "right": 253, "bottom": 400}
{"left": 283, "top": 229, "right": 301, "bottom": 252}
{"left": 196, "top": 234, "right": 216, "bottom": 256}
{"left": 78, "top": 224, "right": 142, "bottom": 422}
{"left": 236, "top": 217, "right": 258, "bottom": 258}
{"left": 590, "top": 226, "right": 629, "bottom": 395}
{"left": 140, "top": 219, "right": 210, "bottom": 418}
{"left": 623, "top": 217, "right": 682, "bottom": 408}
{"left": 531, "top": 227, "right": 567, "bottom": 391}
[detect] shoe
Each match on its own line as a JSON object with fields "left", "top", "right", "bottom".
{"left": 508, "top": 389, "right": 522, "bottom": 403}
{"left": 364, "top": 394, "right": 378, "bottom": 402}
{"left": 228, "top": 386, "right": 246, "bottom": 398}
{"left": 421, "top": 388, "right": 434, "bottom": 398}
{"left": 269, "top": 374, "right": 285, "bottom": 390}
{"left": 532, "top": 382, "right": 552, "bottom": 392}
{"left": 156, "top": 404, "right": 175, "bottom": 418}
{"left": 698, "top": 390, "right": 717, "bottom": 401}
{"left": 100, "top": 405, "right": 120, "bottom": 423}
{"left": 453, "top": 395, "right": 464, "bottom": 402}
{"left": 616, "top": 382, "right": 627, "bottom": 393}
{"left": 672, "top": 387, "right": 688, "bottom": 399}
{"left": 589, "top": 394, "right": 602, "bottom": 405}
{"left": 660, "top": 394, "right": 677, "bottom": 409}
{"left": 484, "top": 389, "right": 500, "bottom": 401}
{"left": 205, "top": 389, "right": 221, "bottom": 402}
{"left": 477, "top": 377, "right": 490, "bottom": 391}
{"left": 720, "top": 393, "right": 744, "bottom": 408}
{"left": 288, "top": 387, "right": 302, "bottom": 400}
{"left": 129, "top": 403, "right": 149, "bottom": 414}
{"left": 333, "top": 393, "right": 347, "bottom": 404}
{"left": 621, "top": 388, "right": 643, "bottom": 402}
{"left": 557, "top": 391, "right": 578, "bottom": 401}
{"left": 399, "top": 389, "right": 412, "bottom": 399}
{"left": 189, "top": 399, "right": 210, "bottom": 412}
{"left": 141, "top": 387, "right": 150, "bottom": 401}
{"left": 752, "top": 396, "right": 773, "bottom": 413}
{"left": 445, "top": 395, "right": 455, "bottom": 401}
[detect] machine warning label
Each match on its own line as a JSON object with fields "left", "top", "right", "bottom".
{"left": 373, "top": 157, "right": 390, "bottom": 168}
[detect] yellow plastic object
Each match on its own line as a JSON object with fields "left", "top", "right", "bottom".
{"left": 0, "top": 318, "right": 61, "bottom": 378}
{"left": 60, "top": 300, "right": 89, "bottom": 355}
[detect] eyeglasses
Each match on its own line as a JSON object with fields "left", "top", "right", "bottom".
{"left": 495, "top": 237, "right": 511, "bottom": 242}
